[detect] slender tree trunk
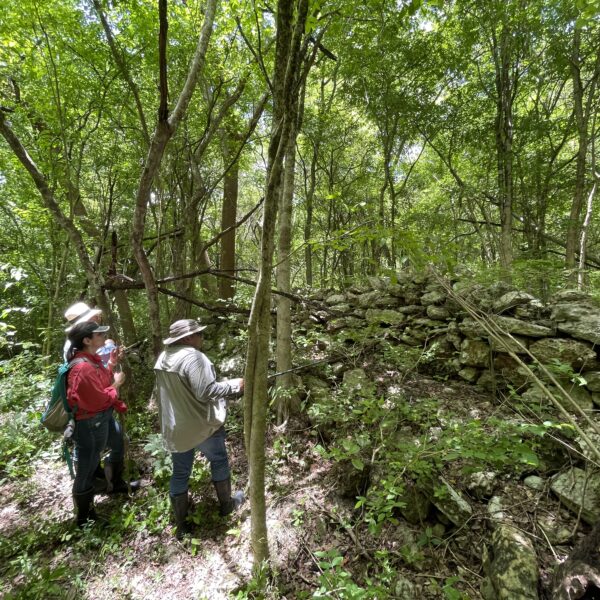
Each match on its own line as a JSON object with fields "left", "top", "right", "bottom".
{"left": 493, "top": 25, "right": 515, "bottom": 277}
{"left": 275, "top": 122, "right": 297, "bottom": 424}
{"left": 567, "top": 25, "right": 590, "bottom": 271}
{"left": 578, "top": 119, "right": 599, "bottom": 289}
{"left": 304, "top": 145, "right": 317, "bottom": 287}
{"left": 243, "top": 0, "right": 308, "bottom": 568}
{"left": 113, "top": 290, "right": 137, "bottom": 344}
{"left": 43, "top": 235, "right": 70, "bottom": 360}
{"left": 219, "top": 130, "right": 239, "bottom": 301}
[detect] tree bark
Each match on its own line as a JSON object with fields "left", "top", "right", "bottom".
{"left": 131, "top": 0, "right": 218, "bottom": 356}
{"left": 243, "top": 0, "right": 308, "bottom": 568}
{"left": 219, "top": 129, "right": 239, "bottom": 301}
{"left": 275, "top": 121, "right": 297, "bottom": 424}
{"left": 566, "top": 24, "right": 600, "bottom": 274}
{"left": 492, "top": 24, "right": 515, "bottom": 277}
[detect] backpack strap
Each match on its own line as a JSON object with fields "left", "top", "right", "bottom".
{"left": 63, "top": 356, "right": 99, "bottom": 416}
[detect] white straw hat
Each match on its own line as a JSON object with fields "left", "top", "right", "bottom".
{"left": 64, "top": 302, "right": 103, "bottom": 332}
{"left": 163, "top": 319, "right": 207, "bottom": 345}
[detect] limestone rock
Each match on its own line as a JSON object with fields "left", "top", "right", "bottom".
{"left": 399, "top": 485, "right": 432, "bottom": 524}
{"left": 583, "top": 371, "right": 600, "bottom": 392}
{"left": 367, "top": 276, "right": 390, "bottom": 291}
{"left": 551, "top": 467, "right": 600, "bottom": 524}
{"left": 460, "top": 338, "right": 490, "bottom": 367}
{"left": 529, "top": 338, "right": 597, "bottom": 369}
{"left": 459, "top": 317, "right": 487, "bottom": 339}
{"left": 328, "top": 303, "right": 351, "bottom": 314}
{"left": 303, "top": 376, "right": 331, "bottom": 407}
{"left": 327, "top": 316, "right": 363, "bottom": 332}
{"left": 430, "top": 478, "right": 472, "bottom": 526}
{"left": 325, "top": 293, "right": 346, "bottom": 306}
{"left": 342, "top": 368, "right": 375, "bottom": 397}
{"left": 467, "top": 471, "right": 497, "bottom": 500}
{"left": 575, "top": 428, "right": 600, "bottom": 463}
{"left": 365, "top": 308, "right": 405, "bottom": 326}
{"left": 400, "top": 333, "right": 422, "bottom": 347}
{"left": 492, "top": 355, "right": 531, "bottom": 388}
{"left": 495, "top": 315, "right": 553, "bottom": 338}
{"left": 394, "top": 577, "right": 417, "bottom": 599}
{"left": 481, "top": 524, "right": 539, "bottom": 600}
{"left": 551, "top": 290, "right": 595, "bottom": 303}
{"left": 523, "top": 475, "right": 544, "bottom": 491}
{"left": 357, "top": 290, "right": 381, "bottom": 308}
{"left": 458, "top": 367, "right": 480, "bottom": 383}
{"left": 426, "top": 305, "right": 451, "bottom": 320}
{"left": 488, "top": 334, "right": 529, "bottom": 354}
{"left": 537, "top": 513, "right": 572, "bottom": 545}
{"left": 552, "top": 302, "right": 600, "bottom": 344}
{"left": 488, "top": 496, "right": 505, "bottom": 524}
{"left": 397, "top": 305, "right": 425, "bottom": 315}
{"left": 476, "top": 370, "right": 497, "bottom": 392}
{"left": 521, "top": 382, "right": 593, "bottom": 413}
{"left": 421, "top": 290, "right": 446, "bottom": 306}
{"left": 493, "top": 291, "right": 537, "bottom": 314}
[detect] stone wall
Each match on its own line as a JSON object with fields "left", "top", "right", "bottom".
{"left": 300, "top": 273, "right": 600, "bottom": 414}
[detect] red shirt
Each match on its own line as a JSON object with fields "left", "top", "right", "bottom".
{"left": 66, "top": 351, "right": 119, "bottom": 420}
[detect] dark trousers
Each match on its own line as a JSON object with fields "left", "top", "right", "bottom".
{"left": 72, "top": 408, "right": 124, "bottom": 494}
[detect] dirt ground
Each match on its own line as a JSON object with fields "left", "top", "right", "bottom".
{"left": 0, "top": 376, "right": 583, "bottom": 599}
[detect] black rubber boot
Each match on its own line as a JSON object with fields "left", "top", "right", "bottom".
{"left": 170, "top": 492, "right": 191, "bottom": 540}
{"left": 213, "top": 478, "right": 244, "bottom": 517}
{"left": 73, "top": 488, "right": 96, "bottom": 527}
{"left": 105, "top": 461, "right": 140, "bottom": 494}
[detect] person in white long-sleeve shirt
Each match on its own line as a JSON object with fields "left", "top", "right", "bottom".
{"left": 154, "top": 319, "right": 244, "bottom": 539}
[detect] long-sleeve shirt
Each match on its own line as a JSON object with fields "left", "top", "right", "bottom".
{"left": 67, "top": 351, "right": 118, "bottom": 420}
{"left": 154, "top": 345, "right": 241, "bottom": 453}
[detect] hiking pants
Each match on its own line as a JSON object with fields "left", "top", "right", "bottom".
{"left": 72, "top": 408, "right": 124, "bottom": 494}
{"left": 169, "top": 427, "right": 230, "bottom": 496}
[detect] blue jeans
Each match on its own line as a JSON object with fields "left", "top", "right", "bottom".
{"left": 72, "top": 409, "right": 124, "bottom": 494}
{"left": 170, "top": 427, "right": 230, "bottom": 496}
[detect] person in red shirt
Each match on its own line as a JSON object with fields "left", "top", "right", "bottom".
{"left": 67, "top": 321, "right": 129, "bottom": 526}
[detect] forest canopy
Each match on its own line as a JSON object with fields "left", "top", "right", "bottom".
{"left": 0, "top": 0, "right": 599, "bottom": 356}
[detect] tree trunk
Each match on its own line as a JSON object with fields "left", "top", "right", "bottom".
{"left": 304, "top": 144, "right": 317, "bottom": 287}
{"left": 275, "top": 122, "right": 297, "bottom": 424}
{"left": 113, "top": 290, "right": 137, "bottom": 345}
{"left": 493, "top": 25, "right": 515, "bottom": 277}
{"left": 219, "top": 130, "right": 239, "bottom": 301}
{"left": 243, "top": 0, "right": 308, "bottom": 568}
{"left": 566, "top": 24, "right": 596, "bottom": 273}
{"left": 131, "top": 0, "right": 217, "bottom": 356}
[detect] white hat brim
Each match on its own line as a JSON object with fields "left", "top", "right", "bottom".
{"left": 163, "top": 324, "right": 207, "bottom": 345}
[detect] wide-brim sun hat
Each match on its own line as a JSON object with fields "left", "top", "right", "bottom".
{"left": 163, "top": 319, "right": 207, "bottom": 345}
{"left": 64, "top": 302, "right": 103, "bottom": 332}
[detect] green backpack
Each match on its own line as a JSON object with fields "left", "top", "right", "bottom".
{"left": 40, "top": 357, "right": 91, "bottom": 432}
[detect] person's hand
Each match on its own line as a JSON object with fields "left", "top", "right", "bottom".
{"left": 113, "top": 371, "right": 126, "bottom": 388}
{"left": 229, "top": 378, "right": 244, "bottom": 394}
{"left": 113, "top": 399, "right": 128, "bottom": 414}
{"left": 109, "top": 345, "right": 124, "bottom": 366}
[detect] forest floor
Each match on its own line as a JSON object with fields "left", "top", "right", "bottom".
{"left": 0, "top": 373, "right": 579, "bottom": 599}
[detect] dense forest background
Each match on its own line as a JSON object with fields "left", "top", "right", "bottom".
{"left": 2, "top": 0, "right": 600, "bottom": 598}
{"left": 2, "top": 0, "right": 600, "bottom": 354}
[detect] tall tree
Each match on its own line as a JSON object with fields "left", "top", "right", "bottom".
{"left": 131, "top": 0, "right": 218, "bottom": 356}
{"left": 243, "top": 0, "right": 309, "bottom": 566}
